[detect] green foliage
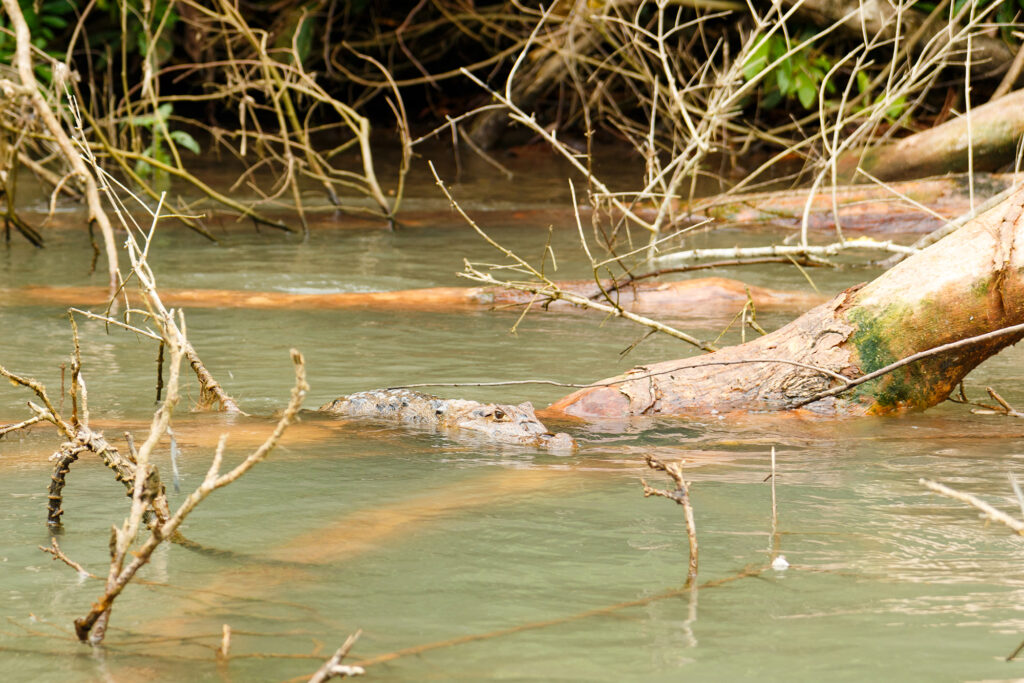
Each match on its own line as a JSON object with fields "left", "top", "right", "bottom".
{"left": 129, "top": 104, "right": 200, "bottom": 184}
{"left": 0, "top": 0, "right": 180, "bottom": 86}
{"left": 0, "top": 0, "right": 77, "bottom": 81}
{"left": 95, "top": 0, "right": 180, "bottom": 68}
{"left": 742, "top": 32, "right": 836, "bottom": 111}
{"left": 854, "top": 71, "right": 907, "bottom": 122}
{"left": 914, "top": 0, "right": 1024, "bottom": 41}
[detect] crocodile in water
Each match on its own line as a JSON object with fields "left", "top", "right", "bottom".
{"left": 320, "top": 389, "right": 577, "bottom": 450}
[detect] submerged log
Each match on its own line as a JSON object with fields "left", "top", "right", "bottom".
{"left": 7, "top": 277, "right": 822, "bottom": 316}
{"left": 674, "top": 173, "right": 1020, "bottom": 233}
{"left": 549, "top": 188, "right": 1024, "bottom": 418}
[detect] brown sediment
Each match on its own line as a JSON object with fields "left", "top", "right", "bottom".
{"left": 4, "top": 276, "right": 823, "bottom": 316}
{"left": 548, "top": 188, "right": 1024, "bottom": 418}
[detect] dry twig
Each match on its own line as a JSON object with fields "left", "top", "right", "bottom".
{"left": 308, "top": 631, "right": 365, "bottom": 682}
{"left": 920, "top": 478, "right": 1024, "bottom": 534}
{"left": 642, "top": 454, "right": 699, "bottom": 584}
{"left": 72, "top": 348, "right": 308, "bottom": 643}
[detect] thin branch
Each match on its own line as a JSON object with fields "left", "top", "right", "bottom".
{"left": 654, "top": 237, "right": 917, "bottom": 269}
{"left": 642, "top": 454, "right": 698, "bottom": 585}
{"left": 73, "top": 349, "right": 308, "bottom": 643}
{"left": 0, "top": 414, "right": 42, "bottom": 437}
{"left": 0, "top": 0, "right": 120, "bottom": 292}
{"left": 308, "top": 631, "right": 364, "bottom": 682}
{"left": 920, "top": 478, "right": 1024, "bottom": 534}
{"left": 39, "top": 537, "right": 94, "bottom": 578}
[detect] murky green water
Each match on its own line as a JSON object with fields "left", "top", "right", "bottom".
{"left": 4, "top": 158, "right": 1024, "bottom": 681}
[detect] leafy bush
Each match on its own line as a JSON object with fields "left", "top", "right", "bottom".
{"left": 742, "top": 31, "right": 835, "bottom": 110}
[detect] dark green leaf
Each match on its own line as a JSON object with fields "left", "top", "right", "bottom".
{"left": 742, "top": 36, "right": 772, "bottom": 81}
{"left": 797, "top": 78, "right": 817, "bottom": 109}
{"left": 169, "top": 130, "right": 200, "bottom": 155}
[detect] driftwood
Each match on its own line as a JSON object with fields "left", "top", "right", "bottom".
{"left": 7, "top": 277, "right": 822, "bottom": 317}
{"left": 549, "top": 187, "right": 1024, "bottom": 417}
{"left": 843, "top": 90, "right": 1024, "bottom": 181}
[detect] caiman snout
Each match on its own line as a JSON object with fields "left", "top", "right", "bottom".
{"left": 538, "top": 431, "right": 578, "bottom": 451}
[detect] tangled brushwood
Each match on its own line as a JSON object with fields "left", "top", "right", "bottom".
{"left": 0, "top": 1, "right": 1020, "bottom": 253}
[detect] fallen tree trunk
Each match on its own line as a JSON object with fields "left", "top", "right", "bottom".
{"left": 8, "top": 277, "right": 822, "bottom": 316}
{"left": 841, "top": 90, "right": 1024, "bottom": 181}
{"left": 548, "top": 188, "right": 1024, "bottom": 417}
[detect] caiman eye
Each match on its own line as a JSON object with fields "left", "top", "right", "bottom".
{"left": 493, "top": 409, "right": 506, "bottom": 421}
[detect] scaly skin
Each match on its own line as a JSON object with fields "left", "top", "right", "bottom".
{"left": 320, "top": 389, "right": 576, "bottom": 450}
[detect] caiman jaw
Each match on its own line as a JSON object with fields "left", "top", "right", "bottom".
{"left": 537, "top": 431, "right": 577, "bottom": 451}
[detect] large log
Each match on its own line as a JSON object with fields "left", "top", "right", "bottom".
{"left": 6, "top": 277, "right": 821, "bottom": 316}
{"left": 843, "top": 90, "right": 1024, "bottom": 181}
{"left": 548, "top": 188, "right": 1024, "bottom": 417}
{"left": 674, "top": 173, "right": 1020, "bottom": 233}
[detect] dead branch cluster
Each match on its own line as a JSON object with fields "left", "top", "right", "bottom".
{"left": 446, "top": 0, "right": 1018, "bottom": 249}
{"left": 0, "top": 124, "right": 325, "bottom": 659}
{"left": 1, "top": 0, "right": 1022, "bottom": 322}
{"left": 410, "top": 2, "right": 1024, "bottom": 354}
{"left": 0, "top": 198, "right": 310, "bottom": 646}
{"left": 0, "top": 0, "right": 413, "bottom": 290}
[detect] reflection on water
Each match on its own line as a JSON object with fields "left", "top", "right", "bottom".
{"left": 3, "top": 165, "right": 1024, "bottom": 681}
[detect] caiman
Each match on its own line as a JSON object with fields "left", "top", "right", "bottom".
{"left": 320, "top": 388, "right": 577, "bottom": 450}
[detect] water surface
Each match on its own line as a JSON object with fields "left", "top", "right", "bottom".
{"left": 3, "top": 158, "right": 1024, "bottom": 681}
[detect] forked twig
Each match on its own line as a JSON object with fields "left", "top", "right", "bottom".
{"left": 73, "top": 349, "right": 309, "bottom": 643}
{"left": 308, "top": 631, "right": 365, "bottom": 682}
{"left": 642, "top": 454, "right": 699, "bottom": 584}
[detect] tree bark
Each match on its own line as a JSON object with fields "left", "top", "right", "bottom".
{"left": 844, "top": 90, "right": 1024, "bottom": 181}
{"left": 549, "top": 187, "right": 1024, "bottom": 417}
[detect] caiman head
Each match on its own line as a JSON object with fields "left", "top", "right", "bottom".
{"left": 444, "top": 400, "right": 577, "bottom": 450}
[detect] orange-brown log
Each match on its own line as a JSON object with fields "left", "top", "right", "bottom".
{"left": 4, "top": 277, "right": 822, "bottom": 316}
{"left": 549, "top": 188, "right": 1024, "bottom": 417}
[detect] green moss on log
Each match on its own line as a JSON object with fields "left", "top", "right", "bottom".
{"left": 846, "top": 305, "right": 913, "bottom": 409}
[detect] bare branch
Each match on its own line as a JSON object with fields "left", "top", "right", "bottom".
{"left": 642, "top": 455, "right": 699, "bottom": 584}
{"left": 920, "top": 478, "right": 1024, "bottom": 534}
{"left": 308, "top": 631, "right": 365, "bottom": 682}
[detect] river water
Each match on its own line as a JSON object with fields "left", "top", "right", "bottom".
{"left": 3, "top": 151, "right": 1024, "bottom": 681}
